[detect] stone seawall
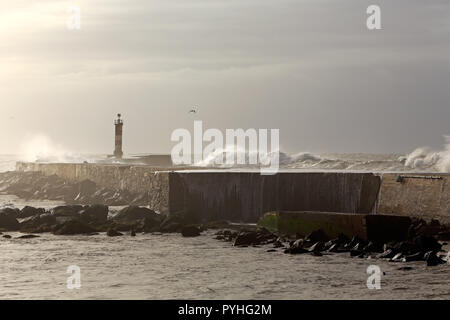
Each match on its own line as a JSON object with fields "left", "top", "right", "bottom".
{"left": 15, "top": 162, "right": 450, "bottom": 224}
{"left": 377, "top": 173, "right": 450, "bottom": 224}
{"left": 16, "top": 162, "right": 171, "bottom": 214}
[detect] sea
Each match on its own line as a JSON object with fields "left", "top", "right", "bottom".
{"left": 1, "top": 154, "right": 449, "bottom": 300}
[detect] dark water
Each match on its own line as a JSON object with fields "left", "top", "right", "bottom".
{"left": 1, "top": 156, "right": 449, "bottom": 299}
{"left": 1, "top": 196, "right": 449, "bottom": 300}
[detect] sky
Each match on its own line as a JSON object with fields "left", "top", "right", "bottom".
{"left": 1, "top": 0, "right": 450, "bottom": 156}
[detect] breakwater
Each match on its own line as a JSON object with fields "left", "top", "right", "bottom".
{"left": 15, "top": 162, "right": 450, "bottom": 224}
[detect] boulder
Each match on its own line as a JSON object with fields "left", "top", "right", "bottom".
{"left": 113, "top": 206, "right": 160, "bottom": 224}
{"left": 51, "top": 205, "right": 83, "bottom": 217}
{"left": 233, "top": 231, "right": 259, "bottom": 246}
{"left": 308, "top": 242, "right": 325, "bottom": 252}
{"left": 181, "top": 225, "right": 201, "bottom": 237}
{"left": 16, "top": 234, "right": 40, "bottom": 239}
{"left": 424, "top": 251, "right": 446, "bottom": 266}
{"left": 53, "top": 220, "right": 97, "bottom": 235}
{"left": 413, "top": 235, "right": 442, "bottom": 252}
{"left": 3, "top": 235, "right": 11, "bottom": 239}
{"left": 107, "top": 228, "right": 123, "bottom": 237}
{"left": 79, "top": 204, "right": 108, "bottom": 224}
{"left": 306, "top": 229, "right": 329, "bottom": 243}
{"left": 18, "top": 206, "right": 45, "bottom": 219}
{"left": 0, "top": 208, "right": 20, "bottom": 231}
{"left": 159, "top": 211, "right": 186, "bottom": 233}
{"left": 19, "top": 213, "right": 57, "bottom": 233}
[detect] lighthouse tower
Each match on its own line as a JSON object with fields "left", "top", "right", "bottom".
{"left": 114, "top": 113, "right": 124, "bottom": 159}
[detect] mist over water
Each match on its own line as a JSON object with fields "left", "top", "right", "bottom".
{"left": 2, "top": 134, "right": 450, "bottom": 173}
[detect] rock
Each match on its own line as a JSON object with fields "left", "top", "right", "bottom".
{"left": 402, "top": 252, "right": 423, "bottom": 262}
{"left": 362, "top": 241, "right": 383, "bottom": 253}
{"left": 284, "top": 247, "right": 309, "bottom": 254}
{"left": 18, "top": 206, "right": 45, "bottom": 219}
{"left": 284, "top": 239, "right": 309, "bottom": 254}
{"left": 327, "top": 243, "right": 340, "bottom": 252}
{"left": 413, "top": 235, "right": 442, "bottom": 252}
{"left": 345, "top": 236, "right": 365, "bottom": 249}
{"left": 79, "top": 204, "right": 108, "bottom": 224}
{"left": 389, "top": 253, "right": 404, "bottom": 262}
{"left": 73, "top": 180, "right": 97, "bottom": 199}
{"left": 350, "top": 250, "right": 363, "bottom": 257}
{"left": 398, "top": 266, "right": 413, "bottom": 271}
{"left": 19, "top": 213, "right": 57, "bottom": 233}
{"left": 181, "top": 225, "right": 201, "bottom": 237}
{"left": 107, "top": 228, "right": 123, "bottom": 237}
{"left": 0, "top": 208, "right": 20, "bottom": 231}
{"left": 306, "top": 229, "right": 329, "bottom": 243}
{"left": 130, "top": 229, "right": 136, "bottom": 237}
{"left": 16, "top": 234, "right": 40, "bottom": 239}
{"left": 2, "top": 235, "right": 11, "bottom": 239}
{"left": 233, "top": 231, "right": 259, "bottom": 246}
{"left": 377, "top": 249, "right": 396, "bottom": 259}
{"left": 424, "top": 251, "right": 445, "bottom": 266}
{"left": 51, "top": 205, "right": 83, "bottom": 217}
{"left": 53, "top": 220, "right": 97, "bottom": 235}
{"left": 114, "top": 206, "right": 160, "bottom": 224}
{"left": 159, "top": 211, "right": 186, "bottom": 233}
{"left": 308, "top": 242, "right": 325, "bottom": 252}
{"left": 267, "top": 249, "right": 277, "bottom": 253}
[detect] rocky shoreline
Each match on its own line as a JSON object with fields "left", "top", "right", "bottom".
{"left": 1, "top": 203, "right": 449, "bottom": 268}
{"left": 0, "top": 171, "right": 149, "bottom": 206}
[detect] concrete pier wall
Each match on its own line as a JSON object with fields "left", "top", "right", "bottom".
{"left": 169, "top": 172, "right": 380, "bottom": 222}
{"left": 15, "top": 162, "right": 450, "bottom": 224}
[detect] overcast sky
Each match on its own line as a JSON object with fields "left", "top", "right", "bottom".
{"left": 1, "top": 0, "right": 449, "bottom": 155}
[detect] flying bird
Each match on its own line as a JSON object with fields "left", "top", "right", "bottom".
{"left": 188, "top": 107, "right": 198, "bottom": 115}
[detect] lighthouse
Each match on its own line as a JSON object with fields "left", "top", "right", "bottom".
{"left": 114, "top": 113, "right": 124, "bottom": 159}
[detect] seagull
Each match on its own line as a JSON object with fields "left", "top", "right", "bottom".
{"left": 188, "top": 107, "right": 198, "bottom": 115}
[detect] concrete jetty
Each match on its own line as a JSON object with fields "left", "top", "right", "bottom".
{"left": 15, "top": 162, "right": 450, "bottom": 225}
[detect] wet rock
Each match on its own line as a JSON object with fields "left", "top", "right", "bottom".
{"left": 0, "top": 208, "right": 20, "bottom": 231}
{"left": 233, "top": 231, "right": 259, "bottom": 246}
{"left": 18, "top": 206, "right": 45, "bottom": 219}
{"left": 19, "top": 213, "right": 57, "bottom": 233}
{"left": 112, "top": 206, "right": 161, "bottom": 233}
{"left": 51, "top": 205, "right": 83, "bottom": 217}
{"left": 424, "top": 251, "right": 445, "bottom": 266}
{"left": 350, "top": 250, "right": 363, "bottom": 257}
{"left": 362, "top": 241, "right": 384, "bottom": 253}
{"left": 79, "top": 204, "right": 108, "bottom": 224}
{"left": 413, "top": 235, "right": 441, "bottom": 252}
{"left": 284, "top": 247, "right": 309, "bottom": 254}
{"left": 53, "top": 220, "right": 97, "bottom": 235}
{"left": 267, "top": 249, "right": 277, "bottom": 253}
{"left": 377, "top": 249, "right": 396, "bottom": 259}
{"left": 306, "top": 229, "right": 329, "bottom": 243}
{"left": 389, "top": 253, "right": 404, "bottom": 262}
{"left": 308, "top": 242, "right": 325, "bottom": 253}
{"left": 107, "top": 228, "right": 123, "bottom": 237}
{"left": 402, "top": 252, "right": 423, "bottom": 262}
{"left": 284, "top": 239, "right": 309, "bottom": 254}
{"left": 159, "top": 211, "right": 186, "bottom": 233}
{"left": 181, "top": 225, "right": 201, "bottom": 237}
{"left": 114, "top": 206, "right": 157, "bottom": 222}
{"left": 130, "top": 229, "right": 136, "bottom": 237}
{"left": 16, "top": 234, "right": 40, "bottom": 239}
{"left": 2, "top": 235, "right": 11, "bottom": 239}
{"left": 327, "top": 243, "right": 340, "bottom": 252}
{"left": 345, "top": 236, "right": 365, "bottom": 249}
{"left": 398, "top": 266, "right": 413, "bottom": 271}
